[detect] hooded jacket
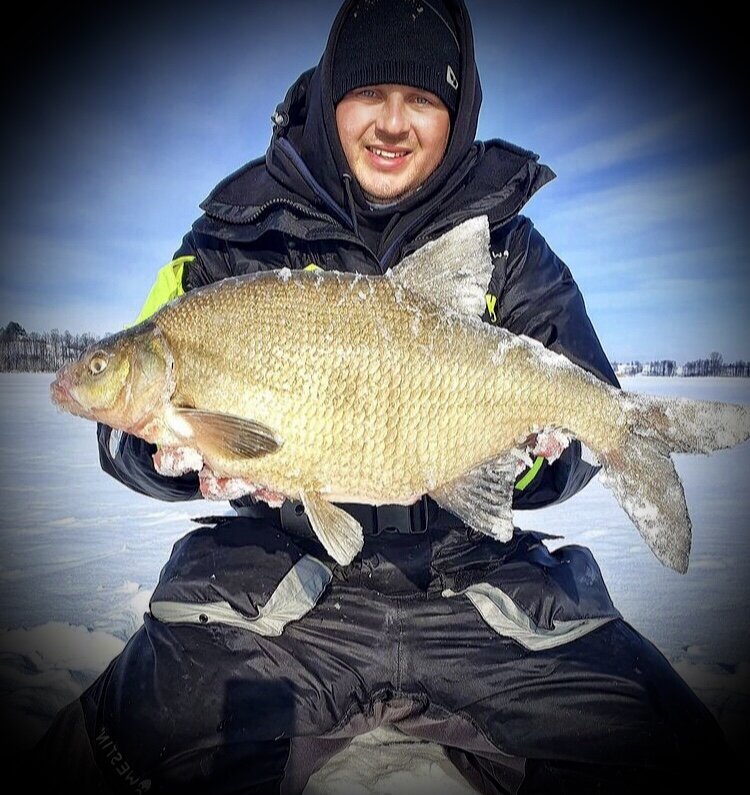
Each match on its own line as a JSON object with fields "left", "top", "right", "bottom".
{"left": 98, "top": 0, "right": 619, "bottom": 517}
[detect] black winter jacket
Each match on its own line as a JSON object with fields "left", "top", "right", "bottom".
{"left": 97, "top": 0, "right": 619, "bottom": 517}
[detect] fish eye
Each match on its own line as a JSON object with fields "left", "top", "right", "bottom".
{"left": 88, "top": 352, "right": 109, "bottom": 376}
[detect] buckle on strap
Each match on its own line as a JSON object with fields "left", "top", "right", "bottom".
{"left": 278, "top": 497, "right": 429, "bottom": 537}
{"left": 373, "top": 497, "right": 428, "bottom": 535}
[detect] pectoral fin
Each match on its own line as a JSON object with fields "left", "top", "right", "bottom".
{"left": 174, "top": 407, "right": 282, "bottom": 459}
{"left": 430, "top": 456, "right": 517, "bottom": 541}
{"left": 301, "top": 493, "right": 364, "bottom": 565}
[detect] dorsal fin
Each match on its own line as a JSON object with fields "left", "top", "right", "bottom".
{"left": 388, "top": 215, "right": 493, "bottom": 316}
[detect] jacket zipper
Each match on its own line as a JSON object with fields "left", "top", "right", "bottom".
{"left": 205, "top": 195, "right": 382, "bottom": 270}
{"left": 205, "top": 196, "right": 334, "bottom": 226}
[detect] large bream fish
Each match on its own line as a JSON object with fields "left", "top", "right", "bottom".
{"left": 51, "top": 217, "right": 750, "bottom": 572}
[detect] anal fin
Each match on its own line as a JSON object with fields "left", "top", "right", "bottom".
{"left": 302, "top": 493, "right": 364, "bottom": 565}
{"left": 430, "top": 456, "right": 517, "bottom": 541}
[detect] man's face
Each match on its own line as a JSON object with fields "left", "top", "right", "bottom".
{"left": 335, "top": 83, "right": 451, "bottom": 204}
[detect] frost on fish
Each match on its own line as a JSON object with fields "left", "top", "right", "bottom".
{"left": 409, "top": 313, "right": 422, "bottom": 336}
{"left": 153, "top": 446, "right": 203, "bottom": 477}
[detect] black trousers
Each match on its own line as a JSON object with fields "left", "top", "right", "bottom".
{"left": 29, "top": 518, "right": 734, "bottom": 794}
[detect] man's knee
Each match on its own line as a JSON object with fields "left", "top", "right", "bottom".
{"left": 23, "top": 698, "right": 114, "bottom": 793}
{"left": 27, "top": 623, "right": 297, "bottom": 793}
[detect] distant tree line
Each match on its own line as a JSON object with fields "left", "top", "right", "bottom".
{"left": 612, "top": 351, "right": 750, "bottom": 378}
{"left": 1, "top": 322, "right": 101, "bottom": 372}
{"left": 647, "top": 360, "right": 678, "bottom": 377}
{"left": 682, "top": 352, "right": 750, "bottom": 377}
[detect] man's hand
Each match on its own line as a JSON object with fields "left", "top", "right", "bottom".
{"left": 153, "top": 446, "right": 204, "bottom": 476}
{"left": 530, "top": 429, "right": 571, "bottom": 463}
{"left": 513, "top": 430, "right": 571, "bottom": 476}
{"left": 198, "top": 467, "right": 286, "bottom": 507}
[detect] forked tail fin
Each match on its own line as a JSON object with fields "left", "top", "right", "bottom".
{"left": 599, "top": 394, "right": 750, "bottom": 573}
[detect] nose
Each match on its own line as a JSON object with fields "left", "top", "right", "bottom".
{"left": 375, "top": 93, "right": 409, "bottom": 138}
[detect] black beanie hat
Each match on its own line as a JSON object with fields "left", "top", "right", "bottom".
{"left": 332, "top": 0, "right": 460, "bottom": 113}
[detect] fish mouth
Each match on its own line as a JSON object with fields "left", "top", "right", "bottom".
{"left": 50, "top": 375, "right": 84, "bottom": 416}
{"left": 50, "top": 380, "right": 93, "bottom": 420}
{"left": 50, "top": 377, "right": 71, "bottom": 407}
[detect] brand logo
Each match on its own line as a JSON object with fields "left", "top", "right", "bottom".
{"left": 95, "top": 728, "right": 151, "bottom": 792}
{"left": 446, "top": 65, "right": 458, "bottom": 90}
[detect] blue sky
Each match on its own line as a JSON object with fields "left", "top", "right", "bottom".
{"left": 1, "top": 0, "right": 747, "bottom": 363}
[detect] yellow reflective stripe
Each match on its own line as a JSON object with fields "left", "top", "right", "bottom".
{"left": 483, "top": 290, "right": 542, "bottom": 490}
{"left": 304, "top": 263, "right": 322, "bottom": 271}
{"left": 515, "top": 456, "right": 544, "bottom": 491}
{"left": 485, "top": 293, "right": 497, "bottom": 322}
{"left": 133, "top": 256, "right": 195, "bottom": 325}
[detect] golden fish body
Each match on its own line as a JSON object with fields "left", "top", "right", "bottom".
{"left": 156, "top": 269, "right": 614, "bottom": 503}
{"left": 51, "top": 217, "right": 750, "bottom": 571}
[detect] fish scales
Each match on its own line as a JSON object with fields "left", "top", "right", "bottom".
{"left": 156, "top": 270, "right": 527, "bottom": 503}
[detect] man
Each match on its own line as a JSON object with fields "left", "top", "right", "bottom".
{"left": 33, "top": 1, "right": 733, "bottom": 792}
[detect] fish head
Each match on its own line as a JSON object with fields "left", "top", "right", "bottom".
{"left": 50, "top": 323, "right": 173, "bottom": 431}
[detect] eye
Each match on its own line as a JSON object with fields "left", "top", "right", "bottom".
{"left": 88, "top": 352, "right": 109, "bottom": 376}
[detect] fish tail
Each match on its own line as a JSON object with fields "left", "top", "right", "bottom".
{"left": 599, "top": 394, "right": 750, "bottom": 573}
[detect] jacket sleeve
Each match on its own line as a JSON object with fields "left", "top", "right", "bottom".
{"left": 490, "top": 215, "right": 620, "bottom": 510}
{"left": 97, "top": 423, "right": 202, "bottom": 501}
{"left": 95, "top": 232, "right": 204, "bottom": 502}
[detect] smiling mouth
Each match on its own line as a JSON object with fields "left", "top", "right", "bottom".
{"left": 366, "top": 146, "right": 410, "bottom": 160}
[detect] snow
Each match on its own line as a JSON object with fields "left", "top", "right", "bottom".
{"left": 1, "top": 373, "right": 748, "bottom": 789}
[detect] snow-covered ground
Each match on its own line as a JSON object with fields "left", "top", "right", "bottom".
{"left": 1, "top": 373, "right": 748, "bottom": 790}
